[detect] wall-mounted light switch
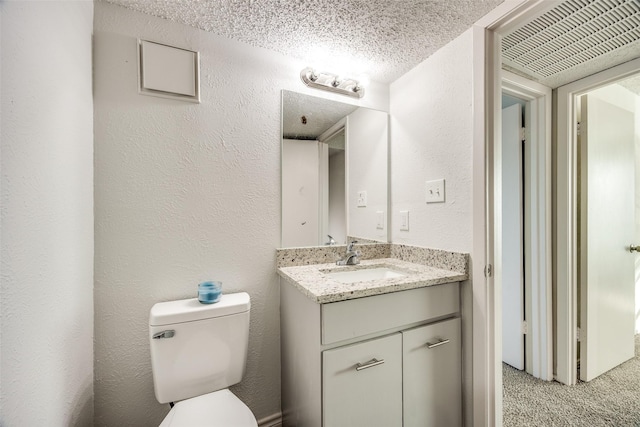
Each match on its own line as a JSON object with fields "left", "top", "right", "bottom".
{"left": 376, "top": 211, "right": 385, "bottom": 229}
{"left": 357, "top": 190, "right": 368, "bottom": 207}
{"left": 400, "top": 210, "right": 409, "bottom": 231}
{"left": 426, "top": 179, "right": 445, "bottom": 203}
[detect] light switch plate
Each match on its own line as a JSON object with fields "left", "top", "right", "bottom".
{"left": 357, "top": 190, "right": 368, "bottom": 207}
{"left": 426, "top": 179, "right": 445, "bottom": 203}
{"left": 376, "top": 211, "right": 385, "bottom": 229}
{"left": 400, "top": 210, "right": 409, "bottom": 231}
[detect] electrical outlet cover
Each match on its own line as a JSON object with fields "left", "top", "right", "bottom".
{"left": 376, "top": 211, "right": 384, "bottom": 229}
{"left": 400, "top": 210, "right": 409, "bottom": 231}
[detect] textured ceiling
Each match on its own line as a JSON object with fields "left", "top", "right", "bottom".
{"left": 282, "top": 90, "right": 357, "bottom": 140}
{"left": 502, "top": 0, "right": 640, "bottom": 88}
{"left": 103, "top": 0, "right": 504, "bottom": 84}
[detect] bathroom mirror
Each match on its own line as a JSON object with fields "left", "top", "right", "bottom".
{"left": 281, "top": 90, "right": 389, "bottom": 247}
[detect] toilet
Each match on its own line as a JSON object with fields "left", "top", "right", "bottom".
{"left": 149, "top": 292, "right": 258, "bottom": 427}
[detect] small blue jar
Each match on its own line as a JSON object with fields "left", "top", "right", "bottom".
{"left": 198, "top": 281, "right": 222, "bottom": 304}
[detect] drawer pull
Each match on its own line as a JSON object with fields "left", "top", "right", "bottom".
{"left": 355, "top": 358, "right": 385, "bottom": 371}
{"left": 426, "top": 338, "right": 450, "bottom": 349}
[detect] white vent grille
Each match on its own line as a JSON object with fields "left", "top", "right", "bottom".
{"left": 502, "top": 0, "right": 640, "bottom": 79}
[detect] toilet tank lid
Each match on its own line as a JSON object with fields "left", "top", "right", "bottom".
{"left": 150, "top": 292, "right": 250, "bottom": 326}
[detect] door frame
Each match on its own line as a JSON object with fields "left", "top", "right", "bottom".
{"left": 555, "top": 56, "right": 640, "bottom": 386}
{"left": 473, "top": 1, "right": 556, "bottom": 425}
{"left": 501, "top": 71, "right": 553, "bottom": 381}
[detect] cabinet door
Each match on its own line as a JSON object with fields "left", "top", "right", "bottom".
{"left": 322, "top": 333, "right": 402, "bottom": 427}
{"left": 403, "top": 317, "right": 462, "bottom": 427}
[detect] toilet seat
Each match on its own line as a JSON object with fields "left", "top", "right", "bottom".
{"left": 159, "top": 389, "right": 258, "bottom": 427}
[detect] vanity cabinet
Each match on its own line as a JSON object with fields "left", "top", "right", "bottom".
{"left": 403, "top": 317, "right": 461, "bottom": 426}
{"left": 280, "top": 281, "right": 462, "bottom": 427}
{"left": 323, "top": 333, "right": 403, "bottom": 427}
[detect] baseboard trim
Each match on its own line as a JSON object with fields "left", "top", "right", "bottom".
{"left": 257, "top": 412, "right": 283, "bottom": 427}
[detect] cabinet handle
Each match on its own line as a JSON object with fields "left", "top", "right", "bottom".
{"left": 355, "top": 358, "right": 385, "bottom": 371}
{"left": 426, "top": 338, "right": 450, "bottom": 349}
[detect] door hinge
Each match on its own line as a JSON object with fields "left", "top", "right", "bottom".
{"left": 521, "top": 321, "right": 528, "bottom": 335}
{"left": 520, "top": 127, "right": 526, "bottom": 142}
{"left": 576, "top": 327, "right": 581, "bottom": 342}
{"left": 484, "top": 264, "right": 493, "bottom": 278}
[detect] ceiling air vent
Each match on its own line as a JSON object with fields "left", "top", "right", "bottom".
{"left": 502, "top": 0, "right": 640, "bottom": 85}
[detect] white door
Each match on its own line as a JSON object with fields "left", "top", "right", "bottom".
{"left": 580, "top": 91, "right": 636, "bottom": 382}
{"left": 502, "top": 103, "right": 525, "bottom": 370}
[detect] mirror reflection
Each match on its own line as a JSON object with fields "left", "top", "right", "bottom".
{"left": 281, "top": 90, "right": 388, "bottom": 248}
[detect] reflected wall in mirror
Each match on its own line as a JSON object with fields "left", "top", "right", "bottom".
{"left": 281, "top": 90, "right": 388, "bottom": 248}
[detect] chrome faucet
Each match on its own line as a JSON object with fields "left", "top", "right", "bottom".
{"left": 336, "top": 240, "right": 361, "bottom": 265}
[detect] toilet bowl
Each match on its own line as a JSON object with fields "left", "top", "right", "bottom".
{"left": 159, "top": 389, "right": 257, "bottom": 427}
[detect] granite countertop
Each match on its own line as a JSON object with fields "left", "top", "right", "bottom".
{"left": 277, "top": 257, "right": 467, "bottom": 304}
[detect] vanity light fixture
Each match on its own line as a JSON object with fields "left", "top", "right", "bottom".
{"left": 300, "top": 67, "right": 365, "bottom": 99}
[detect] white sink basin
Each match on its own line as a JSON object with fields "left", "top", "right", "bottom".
{"left": 325, "top": 267, "right": 406, "bottom": 284}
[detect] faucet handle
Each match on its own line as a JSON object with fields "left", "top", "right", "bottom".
{"left": 347, "top": 240, "right": 358, "bottom": 251}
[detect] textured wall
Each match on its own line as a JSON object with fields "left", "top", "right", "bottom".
{"left": 389, "top": 30, "right": 475, "bottom": 427}
{"left": 0, "top": 1, "right": 95, "bottom": 425}
{"left": 93, "top": 3, "right": 388, "bottom": 426}
{"left": 389, "top": 29, "right": 474, "bottom": 253}
{"left": 348, "top": 108, "right": 389, "bottom": 242}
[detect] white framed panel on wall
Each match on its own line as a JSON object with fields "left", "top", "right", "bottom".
{"left": 138, "top": 39, "right": 200, "bottom": 103}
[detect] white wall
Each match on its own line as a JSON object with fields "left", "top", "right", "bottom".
{"left": 348, "top": 108, "right": 389, "bottom": 242}
{"left": 0, "top": 1, "right": 94, "bottom": 426}
{"left": 390, "top": 30, "right": 474, "bottom": 252}
{"left": 389, "top": 29, "right": 475, "bottom": 427}
{"left": 93, "top": 3, "right": 388, "bottom": 426}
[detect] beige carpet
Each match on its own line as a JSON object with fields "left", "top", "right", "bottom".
{"left": 503, "top": 335, "right": 640, "bottom": 427}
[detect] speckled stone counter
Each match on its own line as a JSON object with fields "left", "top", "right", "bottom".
{"left": 277, "top": 257, "right": 467, "bottom": 304}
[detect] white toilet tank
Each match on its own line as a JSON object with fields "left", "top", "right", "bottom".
{"left": 149, "top": 292, "right": 251, "bottom": 404}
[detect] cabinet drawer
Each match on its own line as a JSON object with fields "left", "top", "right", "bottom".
{"left": 322, "top": 333, "right": 402, "bottom": 427}
{"left": 321, "top": 282, "right": 459, "bottom": 345}
{"left": 403, "top": 317, "right": 462, "bottom": 427}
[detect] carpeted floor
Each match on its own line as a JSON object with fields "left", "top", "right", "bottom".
{"left": 503, "top": 335, "right": 640, "bottom": 427}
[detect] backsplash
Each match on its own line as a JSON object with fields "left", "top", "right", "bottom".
{"left": 276, "top": 243, "right": 468, "bottom": 274}
{"left": 276, "top": 243, "right": 391, "bottom": 268}
{"left": 346, "top": 235, "right": 386, "bottom": 244}
{"left": 390, "top": 244, "right": 468, "bottom": 274}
